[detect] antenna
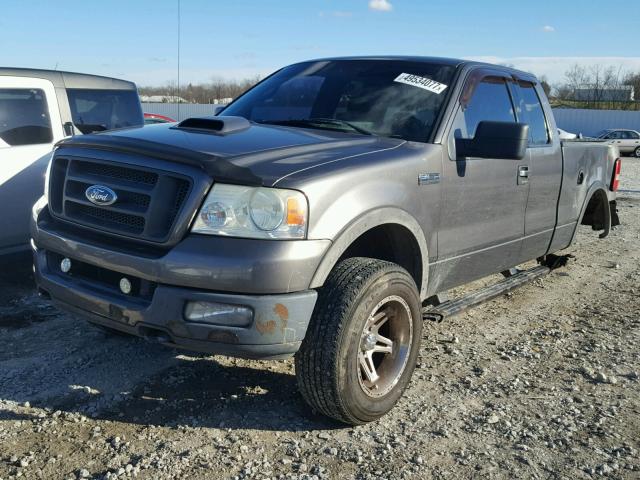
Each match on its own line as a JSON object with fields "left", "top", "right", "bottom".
{"left": 177, "top": 0, "right": 181, "bottom": 120}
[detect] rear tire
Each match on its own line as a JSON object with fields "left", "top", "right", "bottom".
{"left": 634, "top": 147, "right": 640, "bottom": 158}
{"left": 295, "top": 257, "right": 422, "bottom": 425}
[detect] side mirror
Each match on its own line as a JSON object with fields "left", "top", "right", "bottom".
{"left": 63, "top": 122, "right": 75, "bottom": 137}
{"left": 212, "top": 105, "right": 226, "bottom": 116}
{"left": 456, "top": 121, "right": 529, "bottom": 160}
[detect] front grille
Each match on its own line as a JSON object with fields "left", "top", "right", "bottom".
{"left": 71, "top": 160, "right": 159, "bottom": 185}
{"left": 49, "top": 156, "right": 193, "bottom": 243}
{"left": 66, "top": 203, "right": 146, "bottom": 234}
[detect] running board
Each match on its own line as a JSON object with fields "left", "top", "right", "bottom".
{"left": 422, "top": 265, "right": 551, "bottom": 322}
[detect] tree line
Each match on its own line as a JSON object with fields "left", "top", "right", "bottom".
{"left": 551, "top": 64, "right": 640, "bottom": 110}
{"left": 139, "top": 76, "right": 261, "bottom": 104}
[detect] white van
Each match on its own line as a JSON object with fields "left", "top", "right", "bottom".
{"left": 0, "top": 68, "right": 143, "bottom": 255}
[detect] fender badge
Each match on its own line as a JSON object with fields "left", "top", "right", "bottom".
{"left": 418, "top": 173, "right": 440, "bottom": 185}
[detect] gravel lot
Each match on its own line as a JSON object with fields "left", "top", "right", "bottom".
{"left": 1, "top": 159, "right": 639, "bottom": 480}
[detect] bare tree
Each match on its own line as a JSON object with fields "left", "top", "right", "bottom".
{"left": 539, "top": 75, "right": 552, "bottom": 98}
{"left": 139, "top": 76, "right": 262, "bottom": 103}
{"left": 555, "top": 63, "right": 634, "bottom": 109}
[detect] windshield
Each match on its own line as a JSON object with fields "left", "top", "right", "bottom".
{"left": 222, "top": 60, "right": 457, "bottom": 143}
{"left": 66, "top": 89, "right": 143, "bottom": 134}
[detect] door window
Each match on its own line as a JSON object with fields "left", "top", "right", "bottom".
{"left": 0, "top": 88, "right": 53, "bottom": 146}
{"left": 457, "top": 77, "right": 515, "bottom": 139}
{"left": 513, "top": 82, "right": 549, "bottom": 145}
{"left": 621, "top": 130, "right": 639, "bottom": 139}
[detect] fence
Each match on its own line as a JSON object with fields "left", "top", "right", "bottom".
{"left": 141, "top": 103, "right": 640, "bottom": 137}
{"left": 552, "top": 108, "right": 640, "bottom": 137}
{"left": 141, "top": 103, "right": 222, "bottom": 121}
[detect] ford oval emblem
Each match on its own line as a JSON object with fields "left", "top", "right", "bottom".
{"left": 85, "top": 185, "right": 118, "bottom": 206}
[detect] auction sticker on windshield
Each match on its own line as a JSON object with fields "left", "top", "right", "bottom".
{"left": 394, "top": 73, "right": 448, "bottom": 94}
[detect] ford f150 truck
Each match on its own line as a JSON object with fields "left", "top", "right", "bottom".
{"left": 31, "top": 57, "right": 621, "bottom": 425}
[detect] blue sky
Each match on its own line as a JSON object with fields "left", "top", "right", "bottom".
{"left": 1, "top": 0, "right": 638, "bottom": 86}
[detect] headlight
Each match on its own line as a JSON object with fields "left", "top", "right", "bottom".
{"left": 191, "top": 184, "right": 308, "bottom": 239}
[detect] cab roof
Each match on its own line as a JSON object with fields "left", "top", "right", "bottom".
{"left": 300, "top": 56, "right": 538, "bottom": 82}
{"left": 0, "top": 67, "right": 137, "bottom": 90}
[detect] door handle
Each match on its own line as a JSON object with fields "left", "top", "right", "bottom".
{"left": 518, "top": 165, "right": 529, "bottom": 185}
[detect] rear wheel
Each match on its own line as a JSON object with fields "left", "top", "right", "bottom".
{"left": 634, "top": 147, "right": 640, "bottom": 158}
{"left": 295, "top": 257, "right": 422, "bottom": 425}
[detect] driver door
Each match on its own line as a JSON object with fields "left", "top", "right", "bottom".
{"left": 432, "top": 71, "right": 529, "bottom": 292}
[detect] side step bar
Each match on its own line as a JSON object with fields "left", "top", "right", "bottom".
{"left": 422, "top": 265, "right": 551, "bottom": 322}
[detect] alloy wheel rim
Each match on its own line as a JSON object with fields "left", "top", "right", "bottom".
{"left": 357, "top": 295, "right": 413, "bottom": 398}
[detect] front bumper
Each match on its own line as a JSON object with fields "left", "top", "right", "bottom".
{"left": 32, "top": 200, "right": 327, "bottom": 359}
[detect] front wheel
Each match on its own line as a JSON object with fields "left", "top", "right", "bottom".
{"left": 295, "top": 257, "right": 422, "bottom": 425}
{"left": 634, "top": 146, "right": 640, "bottom": 158}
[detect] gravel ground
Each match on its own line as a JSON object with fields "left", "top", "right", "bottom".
{"left": 1, "top": 159, "right": 639, "bottom": 480}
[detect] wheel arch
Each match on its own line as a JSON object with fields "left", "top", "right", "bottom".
{"left": 571, "top": 183, "right": 611, "bottom": 243}
{"left": 310, "top": 208, "right": 429, "bottom": 298}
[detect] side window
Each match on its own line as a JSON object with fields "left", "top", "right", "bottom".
{"left": 622, "top": 131, "right": 639, "bottom": 139}
{"left": 0, "top": 88, "right": 53, "bottom": 147}
{"left": 629, "top": 131, "right": 640, "bottom": 139}
{"left": 458, "top": 77, "right": 515, "bottom": 139}
{"left": 514, "top": 82, "right": 549, "bottom": 145}
{"left": 608, "top": 131, "right": 622, "bottom": 139}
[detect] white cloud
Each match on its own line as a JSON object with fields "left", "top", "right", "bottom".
{"left": 466, "top": 56, "right": 640, "bottom": 84}
{"left": 369, "top": 0, "right": 393, "bottom": 12}
{"left": 542, "top": 25, "right": 555, "bottom": 32}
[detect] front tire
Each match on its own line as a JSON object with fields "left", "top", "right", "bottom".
{"left": 295, "top": 257, "right": 422, "bottom": 425}
{"left": 634, "top": 146, "right": 640, "bottom": 158}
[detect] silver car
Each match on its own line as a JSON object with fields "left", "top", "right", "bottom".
{"left": 597, "top": 128, "right": 640, "bottom": 157}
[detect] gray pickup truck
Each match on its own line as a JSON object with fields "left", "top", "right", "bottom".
{"left": 31, "top": 57, "right": 621, "bottom": 424}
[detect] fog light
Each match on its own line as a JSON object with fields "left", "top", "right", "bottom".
{"left": 60, "top": 257, "right": 72, "bottom": 273}
{"left": 184, "top": 301, "right": 253, "bottom": 327}
{"left": 119, "top": 277, "right": 132, "bottom": 294}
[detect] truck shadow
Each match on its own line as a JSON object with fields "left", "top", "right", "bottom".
{"left": 0, "top": 257, "right": 340, "bottom": 432}
{"left": 0, "top": 353, "right": 339, "bottom": 432}
{"left": 102, "top": 357, "right": 338, "bottom": 431}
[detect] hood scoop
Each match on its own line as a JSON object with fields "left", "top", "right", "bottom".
{"left": 173, "top": 116, "right": 251, "bottom": 135}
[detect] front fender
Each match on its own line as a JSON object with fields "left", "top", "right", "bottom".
{"left": 309, "top": 207, "right": 430, "bottom": 298}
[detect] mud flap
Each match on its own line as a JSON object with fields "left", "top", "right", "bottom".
{"left": 610, "top": 200, "right": 620, "bottom": 228}
{"left": 538, "top": 253, "right": 574, "bottom": 270}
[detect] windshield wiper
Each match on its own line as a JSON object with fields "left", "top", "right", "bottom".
{"left": 259, "top": 118, "right": 374, "bottom": 136}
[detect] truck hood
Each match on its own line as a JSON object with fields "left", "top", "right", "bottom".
{"left": 56, "top": 120, "right": 405, "bottom": 186}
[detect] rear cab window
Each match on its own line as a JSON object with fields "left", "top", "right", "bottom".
{"left": 0, "top": 88, "right": 53, "bottom": 146}
{"left": 66, "top": 89, "right": 143, "bottom": 134}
